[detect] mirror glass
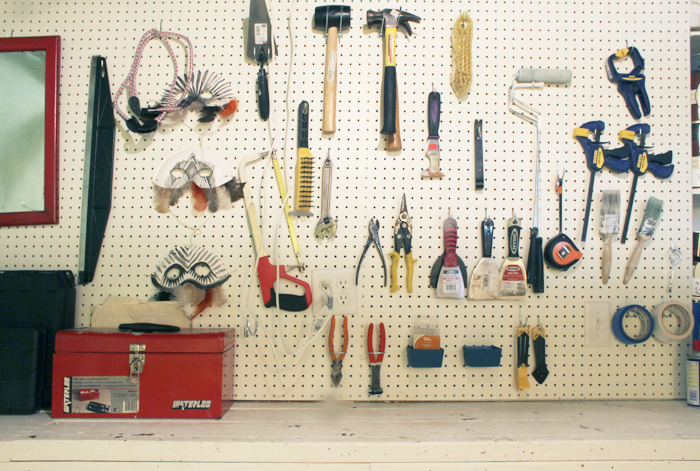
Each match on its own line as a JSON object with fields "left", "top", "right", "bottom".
{"left": 0, "top": 36, "right": 60, "bottom": 226}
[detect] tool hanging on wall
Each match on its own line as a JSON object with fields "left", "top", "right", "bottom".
{"left": 474, "top": 119, "right": 484, "bottom": 190}
{"left": 508, "top": 68, "right": 572, "bottom": 294}
{"left": 499, "top": 212, "right": 527, "bottom": 300}
{"left": 291, "top": 101, "right": 314, "bottom": 217}
{"left": 600, "top": 190, "right": 620, "bottom": 285}
{"left": 366, "top": 8, "right": 421, "bottom": 135}
{"left": 367, "top": 322, "right": 386, "bottom": 396}
{"left": 328, "top": 315, "right": 348, "bottom": 387}
{"left": 516, "top": 312, "right": 530, "bottom": 391}
{"left": 356, "top": 218, "right": 388, "bottom": 287}
{"left": 623, "top": 197, "right": 663, "bottom": 284}
{"left": 430, "top": 211, "right": 467, "bottom": 299}
{"left": 543, "top": 171, "right": 582, "bottom": 271}
{"left": 531, "top": 316, "right": 549, "bottom": 385}
{"left": 246, "top": 0, "right": 276, "bottom": 121}
{"left": 270, "top": 151, "right": 305, "bottom": 271}
{"left": 422, "top": 85, "right": 444, "bottom": 178}
{"left": 389, "top": 194, "right": 417, "bottom": 293}
{"left": 605, "top": 46, "right": 650, "bottom": 120}
{"left": 113, "top": 28, "right": 195, "bottom": 134}
{"left": 468, "top": 210, "right": 500, "bottom": 300}
{"left": 667, "top": 241, "right": 682, "bottom": 293}
{"left": 606, "top": 124, "right": 674, "bottom": 243}
{"left": 80, "top": 56, "right": 115, "bottom": 285}
{"left": 238, "top": 152, "right": 312, "bottom": 312}
{"left": 450, "top": 10, "right": 473, "bottom": 101}
{"left": 313, "top": 5, "right": 351, "bottom": 134}
{"left": 314, "top": 151, "right": 337, "bottom": 241}
{"left": 574, "top": 121, "right": 631, "bottom": 243}
{"left": 386, "top": 83, "right": 402, "bottom": 151}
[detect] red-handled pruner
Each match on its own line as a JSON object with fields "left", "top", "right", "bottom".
{"left": 367, "top": 322, "right": 386, "bottom": 395}
{"left": 328, "top": 315, "right": 349, "bottom": 387}
{"left": 238, "top": 152, "right": 312, "bottom": 312}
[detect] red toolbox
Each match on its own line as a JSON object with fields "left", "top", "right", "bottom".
{"left": 52, "top": 328, "right": 234, "bottom": 419}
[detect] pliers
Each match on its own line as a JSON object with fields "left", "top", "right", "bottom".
{"left": 355, "top": 218, "right": 387, "bottom": 287}
{"left": 328, "top": 315, "right": 348, "bottom": 387}
{"left": 389, "top": 194, "right": 417, "bottom": 293}
{"left": 367, "top": 322, "right": 386, "bottom": 396}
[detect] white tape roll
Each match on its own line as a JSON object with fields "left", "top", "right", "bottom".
{"left": 652, "top": 302, "right": 695, "bottom": 342}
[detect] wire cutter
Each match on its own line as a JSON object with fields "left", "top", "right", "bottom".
{"left": 389, "top": 194, "right": 417, "bottom": 293}
{"left": 355, "top": 218, "right": 387, "bottom": 287}
{"left": 367, "top": 322, "right": 386, "bottom": 396}
{"left": 328, "top": 315, "right": 348, "bottom": 387}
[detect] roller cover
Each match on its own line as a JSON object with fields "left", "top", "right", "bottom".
{"left": 516, "top": 68, "right": 572, "bottom": 85}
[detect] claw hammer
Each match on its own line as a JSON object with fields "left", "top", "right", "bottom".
{"left": 366, "top": 8, "right": 420, "bottom": 135}
{"left": 314, "top": 5, "right": 351, "bottom": 134}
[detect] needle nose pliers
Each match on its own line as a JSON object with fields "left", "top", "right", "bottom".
{"left": 355, "top": 217, "right": 387, "bottom": 286}
{"left": 389, "top": 194, "right": 417, "bottom": 293}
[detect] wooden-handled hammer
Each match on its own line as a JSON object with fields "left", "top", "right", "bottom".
{"left": 314, "top": 5, "right": 351, "bottom": 135}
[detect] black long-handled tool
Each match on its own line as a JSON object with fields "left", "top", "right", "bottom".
{"left": 543, "top": 171, "right": 582, "bottom": 271}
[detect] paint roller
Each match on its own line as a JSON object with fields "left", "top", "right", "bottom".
{"left": 508, "top": 68, "right": 572, "bottom": 294}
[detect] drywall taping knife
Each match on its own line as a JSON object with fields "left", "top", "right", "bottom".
{"left": 238, "top": 152, "right": 312, "bottom": 312}
{"left": 247, "top": 0, "right": 275, "bottom": 121}
{"left": 269, "top": 150, "right": 305, "bottom": 271}
{"left": 79, "top": 56, "right": 116, "bottom": 285}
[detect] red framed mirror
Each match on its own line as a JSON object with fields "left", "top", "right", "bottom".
{"left": 0, "top": 35, "right": 60, "bottom": 226}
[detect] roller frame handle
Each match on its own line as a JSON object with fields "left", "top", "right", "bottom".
{"left": 322, "top": 27, "right": 339, "bottom": 134}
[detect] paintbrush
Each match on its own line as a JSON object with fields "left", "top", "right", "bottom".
{"left": 600, "top": 190, "right": 620, "bottom": 284}
{"left": 623, "top": 197, "right": 663, "bottom": 284}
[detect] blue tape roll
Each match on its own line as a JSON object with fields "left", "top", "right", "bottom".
{"left": 612, "top": 305, "right": 654, "bottom": 344}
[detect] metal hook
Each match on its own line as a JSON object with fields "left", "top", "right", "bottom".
{"left": 244, "top": 315, "right": 258, "bottom": 337}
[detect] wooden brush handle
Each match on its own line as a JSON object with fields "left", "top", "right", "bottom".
{"left": 623, "top": 238, "right": 645, "bottom": 284}
{"left": 602, "top": 237, "right": 612, "bottom": 284}
{"left": 322, "top": 27, "right": 338, "bottom": 134}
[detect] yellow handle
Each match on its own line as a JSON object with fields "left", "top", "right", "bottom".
{"left": 384, "top": 26, "right": 397, "bottom": 67}
{"left": 405, "top": 252, "right": 417, "bottom": 293}
{"left": 389, "top": 251, "right": 400, "bottom": 292}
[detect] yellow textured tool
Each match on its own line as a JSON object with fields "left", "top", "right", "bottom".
{"left": 291, "top": 101, "right": 313, "bottom": 217}
{"left": 451, "top": 11, "right": 473, "bottom": 100}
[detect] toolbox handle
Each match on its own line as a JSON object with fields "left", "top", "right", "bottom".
{"left": 118, "top": 323, "right": 181, "bottom": 333}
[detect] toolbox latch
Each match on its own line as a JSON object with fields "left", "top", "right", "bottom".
{"left": 129, "top": 344, "right": 146, "bottom": 383}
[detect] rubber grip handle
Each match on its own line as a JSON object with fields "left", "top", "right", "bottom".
{"left": 389, "top": 251, "right": 400, "bottom": 293}
{"left": 381, "top": 66, "right": 397, "bottom": 135}
{"left": 530, "top": 232, "right": 545, "bottom": 293}
{"left": 298, "top": 101, "right": 309, "bottom": 148}
{"left": 257, "top": 65, "right": 270, "bottom": 121}
{"left": 507, "top": 219, "right": 521, "bottom": 258}
{"left": 264, "top": 289, "right": 311, "bottom": 312}
{"left": 405, "top": 252, "right": 416, "bottom": 293}
{"left": 482, "top": 217, "right": 494, "bottom": 258}
{"left": 428, "top": 91, "right": 440, "bottom": 137}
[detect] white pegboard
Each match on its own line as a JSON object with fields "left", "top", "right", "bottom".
{"left": 0, "top": 0, "right": 695, "bottom": 401}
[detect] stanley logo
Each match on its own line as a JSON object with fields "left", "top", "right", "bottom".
{"left": 510, "top": 230, "right": 518, "bottom": 255}
{"left": 63, "top": 377, "right": 72, "bottom": 413}
{"left": 172, "top": 400, "right": 212, "bottom": 410}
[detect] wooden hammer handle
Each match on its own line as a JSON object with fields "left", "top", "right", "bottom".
{"left": 322, "top": 26, "right": 338, "bottom": 134}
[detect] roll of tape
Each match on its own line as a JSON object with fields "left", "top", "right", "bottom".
{"left": 652, "top": 302, "right": 695, "bottom": 343}
{"left": 612, "top": 305, "right": 654, "bottom": 344}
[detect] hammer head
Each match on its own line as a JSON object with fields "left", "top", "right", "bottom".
{"left": 314, "top": 5, "right": 352, "bottom": 33}
{"left": 366, "top": 9, "right": 421, "bottom": 35}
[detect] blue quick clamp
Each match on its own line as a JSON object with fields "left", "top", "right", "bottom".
{"left": 612, "top": 304, "right": 654, "bottom": 344}
{"left": 606, "top": 47, "right": 651, "bottom": 120}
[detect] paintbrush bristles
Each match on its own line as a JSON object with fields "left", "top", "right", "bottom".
{"left": 637, "top": 197, "right": 663, "bottom": 240}
{"left": 600, "top": 190, "right": 621, "bottom": 236}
